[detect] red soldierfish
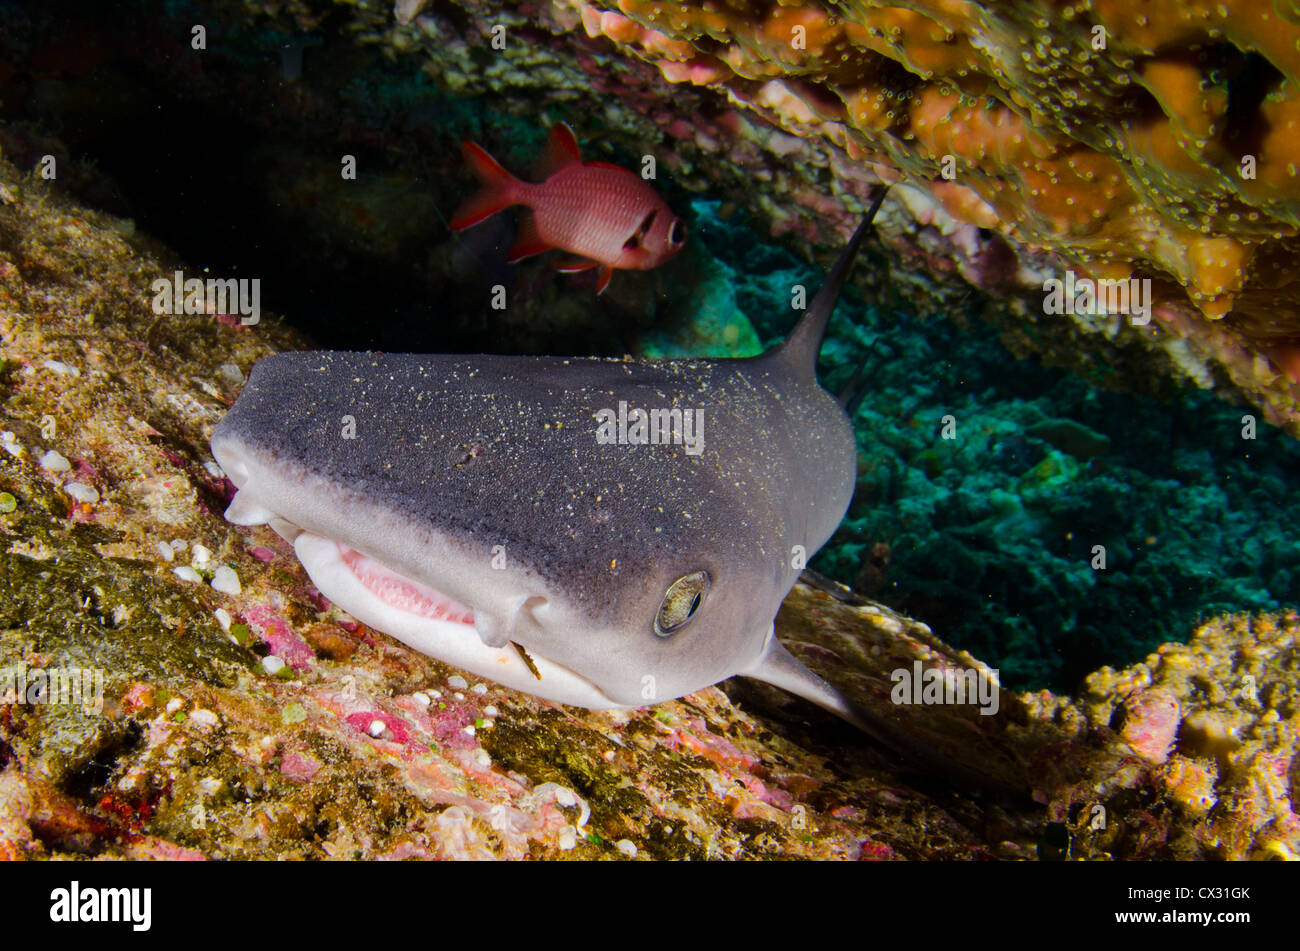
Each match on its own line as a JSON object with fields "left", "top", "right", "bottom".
{"left": 449, "top": 122, "right": 686, "bottom": 294}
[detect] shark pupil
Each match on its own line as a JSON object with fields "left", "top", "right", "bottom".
{"left": 654, "top": 570, "right": 710, "bottom": 637}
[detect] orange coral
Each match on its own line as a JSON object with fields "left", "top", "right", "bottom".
{"left": 556, "top": 0, "right": 1300, "bottom": 337}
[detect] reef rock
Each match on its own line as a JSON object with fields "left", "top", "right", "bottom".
{"left": 1, "top": 150, "right": 1296, "bottom": 860}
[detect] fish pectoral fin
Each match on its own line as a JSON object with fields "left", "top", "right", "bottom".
{"left": 555, "top": 256, "right": 599, "bottom": 273}
{"left": 507, "top": 212, "right": 551, "bottom": 263}
{"left": 555, "top": 257, "right": 614, "bottom": 293}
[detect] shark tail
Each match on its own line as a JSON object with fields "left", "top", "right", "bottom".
{"left": 450, "top": 140, "right": 525, "bottom": 231}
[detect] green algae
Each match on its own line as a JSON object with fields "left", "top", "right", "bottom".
{"left": 0, "top": 532, "right": 252, "bottom": 692}
{"left": 483, "top": 719, "right": 649, "bottom": 828}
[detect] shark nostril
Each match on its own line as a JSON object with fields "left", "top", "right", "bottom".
{"left": 214, "top": 445, "right": 251, "bottom": 487}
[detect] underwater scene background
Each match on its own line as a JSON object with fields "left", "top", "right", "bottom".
{"left": 1, "top": 0, "right": 1298, "bottom": 861}
{"left": 5, "top": 0, "right": 1297, "bottom": 693}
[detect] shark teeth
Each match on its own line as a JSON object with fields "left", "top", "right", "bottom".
{"left": 289, "top": 531, "right": 628, "bottom": 709}
{"left": 339, "top": 545, "right": 475, "bottom": 625}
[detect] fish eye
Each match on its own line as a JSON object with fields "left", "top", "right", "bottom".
{"left": 654, "top": 570, "right": 710, "bottom": 637}
{"left": 669, "top": 219, "right": 685, "bottom": 245}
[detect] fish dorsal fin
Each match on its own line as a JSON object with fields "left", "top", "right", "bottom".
{"left": 774, "top": 187, "right": 888, "bottom": 380}
{"left": 537, "top": 121, "right": 583, "bottom": 178}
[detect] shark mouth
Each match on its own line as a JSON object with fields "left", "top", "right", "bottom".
{"left": 222, "top": 489, "right": 630, "bottom": 710}
{"left": 338, "top": 545, "right": 476, "bottom": 626}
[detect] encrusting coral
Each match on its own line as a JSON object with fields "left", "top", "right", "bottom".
{"left": 560, "top": 0, "right": 1300, "bottom": 322}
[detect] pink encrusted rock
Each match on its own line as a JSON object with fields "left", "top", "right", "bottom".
{"left": 345, "top": 712, "right": 414, "bottom": 746}
{"left": 673, "top": 718, "right": 759, "bottom": 771}
{"left": 1121, "top": 688, "right": 1181, "bottom": 765}
{"left": 279, "top": 751, "right": 322, "bottom": 784}
{"left": 241, "top": 603, "right": 316, "bottom": 671}
{"left": 857, "top": 840, "right": 896, "bottom": 861}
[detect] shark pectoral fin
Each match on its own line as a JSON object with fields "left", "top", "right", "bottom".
{"left": 748, "top": 632, "right": 1030, "bottom": 801}
{"left": 743, "top": 632, "right": 871, "bottom": 731}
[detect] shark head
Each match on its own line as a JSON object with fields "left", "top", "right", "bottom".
{"left": 210, "top": 189, "right": 888, "bottom": 725}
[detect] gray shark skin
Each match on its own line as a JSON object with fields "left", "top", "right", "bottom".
{"left": 211, "top": 190, "right": 906, "bottom": 733}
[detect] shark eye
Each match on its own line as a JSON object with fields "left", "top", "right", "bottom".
{"left": 668, "top": 219, "right": 685, "bottom": 245}
{"left": 654, "top": 570, "right": 710, "bottom": 637}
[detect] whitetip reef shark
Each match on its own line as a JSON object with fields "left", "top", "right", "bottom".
{"left": 211, "top": 188, "right": 1020, "bottom": 791}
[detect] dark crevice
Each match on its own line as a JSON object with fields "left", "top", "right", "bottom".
{"left": 1216, "top": 45, "right": 1284, "bottom": 156}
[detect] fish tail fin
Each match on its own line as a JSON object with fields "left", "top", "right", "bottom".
{"left": 449, "top": 141, "right": 524, "bottom": 231}
{"left": 774, "top": 186, "right": 888, "bottom": 380}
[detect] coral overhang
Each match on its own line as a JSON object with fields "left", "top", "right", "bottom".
{"left": 559, "top": 0, "right": 1300, "bottom": 322}
{"left": 402, "top": 0, "right": 1300, "bottom": 426}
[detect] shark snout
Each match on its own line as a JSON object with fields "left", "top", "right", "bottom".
{"left": 210, "top": 428, "right": 252, "bottom": 489}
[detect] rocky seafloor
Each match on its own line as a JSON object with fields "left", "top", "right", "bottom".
{"left": 1, "top": 154, "right": 1297, "bottom": 860}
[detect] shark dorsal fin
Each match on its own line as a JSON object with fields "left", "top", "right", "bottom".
{"left": 775, "top": 187, "right": 888, "bottom": 380}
